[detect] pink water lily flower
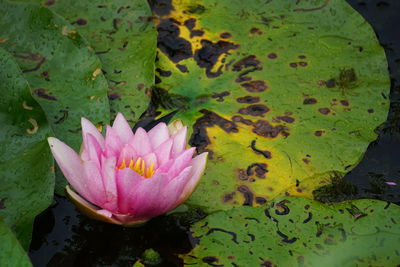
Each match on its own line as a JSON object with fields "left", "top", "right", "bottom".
{"left": 48, "top": 113, "right": 207, "bottom": 226}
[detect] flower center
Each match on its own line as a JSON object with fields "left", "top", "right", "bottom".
{"left": 118, "top": 157, "right": 155, "bottom": 178}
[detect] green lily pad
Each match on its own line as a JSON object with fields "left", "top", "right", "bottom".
{"left": 0, "top": 217, "right": 32, "bottom": 267}
{"left": 150, "top": 0, "right": 390, "bottom": 212}
{"left": 183, "top": 197, "right": 400, "bottom": 266}
{"left": 0, "top": 48, "right": 54, "bottom": 249}
{"left": 27, "top": 0, "right": 156, "bottom": 123}
{"left": 0, "top": 0, "right": 110, "bottom": 151}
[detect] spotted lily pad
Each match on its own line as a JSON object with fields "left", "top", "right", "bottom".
{"left": 0, "top": 218, "right": 32, "bottom": 266}
{"left": 29, "top": 0, "right": 157, "bottom": 123}
{"left": 0, "top": 0, "right": 110, "bottom": 151}
{"left": 149, "top": 0, "right": 390, "bottom": 212}
{"left": 0, "top": 48, "right": 54, "bottom": 249}
{"left": 182, "top": 197, "right": 400, "bottom": 266}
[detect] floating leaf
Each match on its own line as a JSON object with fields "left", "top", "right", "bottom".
{"left": 149, "top": 0, "right": 390, "bottom": 212}
{"left": 183, "top": 197, "right": 400, "bottom": 266}
{"left": 0, "top": 0, "right": 110, "bottom": 151}
{"left": 0, "top": 218, "right": 32, "bottom": 267}
{"left": 29, "top": 0, "right": 157, "bottom": 123}
{"left": 0, "top": 48, "right": 54, "bottom": 249}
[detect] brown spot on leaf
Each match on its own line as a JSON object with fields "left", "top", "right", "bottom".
{"left": 250, "top": 27, "right": 263, "bottom": 35}
{"left": 236, "top": 96, "right": 260, "bottom": 104}
{"left": 220, "top": 32, "right": 232, "bottom": 39}
{"left": 255, "top": 197, "right": 267, "bottom": 205}
{"left": 148, "top": 0, "right": 174, "bottom": 16}
{"left": 176, "top": 64, "right": 188, "bottom": 73}
{"left": 190, "top": 110, "right": 239, "bottom": 154}
{"left": 44, "top": 0, "right": 55, "bottom": 6}
{"left": 252, "top": 120, "right": 289, "bottom": 138}
{"left": 72, "top": 18, "right": 87, "bottom": 26}
{"left": 212, "top": 91, "right": 230, "bottom": 102}
{"left": 267, "top": 53, "right": 277, "bottom": 59}
{"left": 237, "top": 169, "right": 249, "bottom": 181}
{"left": 33, "top": 89, "right": 57, "bottom": 101}
{"left": 368, "top": 108, "right": 374, "bottom": 113}
{"left": 232, "top": 55, "right": 261, "bottom": 72}
{"left": 314, "top": 130, "right": 324, "bottom": 136}
{"left": 340, "top": 100, "right": 349, "bottom": 106}
{"left": 156, "top": 68, "right": 172, "bottom": 77}
{"left": 289, "top": 62, "right": 298, "bottom": 68}
{"left": 194, "top": 40, "right": 239, "bottom": 78}
{"left": 232, "top": 115, "right": 253, "bottom": 125}
{"left": 299, "top": 62, "right": 308, "bottom": 67}
{"left": 250, "top": 140, "right": 272, "bottom": 159}
{"left": 302, "top": 158, "right": 310, "bottom": 164}
{"left": 239, "top": 104, "right": 270, "bottom": 117}
{"left": 325, "top": 79, "right": 336, "bottom": 88}
{"left": 303, "top": 98, "right": 317, "bottom": 104}
{"left": 237, "top": 185, "right": 254, "bottom": 206}
{"left": 247, "top": 163, "right": 268, "bottom": 178}
{"left": 157, "top": 19, "right": 193, "bottom": 63}
{"left": 202, "top": 256, "right": 220, "bottom": 265}
{"left": 275, "top": 116, "right": 295, "bottom": 123}
{"left": 223, "top": 192, "right": 236, "bottom": 202}
{"left": 318, "top": 108, "right": 330, "bottom": 115}
{"left": 184, "top": 18, "right": 196, "bottom": 30}
{"left": 0, "top": 198, "right": 8, "bottom": 209}
{"left": 40, "top": 71, "right": 50, "bottom": 81}
{"left": 241, "top": 80, "right": 268, "bottom": 92}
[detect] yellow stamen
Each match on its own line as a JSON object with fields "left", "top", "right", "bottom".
{"left": 117, "top": 157, "right": 155, "bottom": 178}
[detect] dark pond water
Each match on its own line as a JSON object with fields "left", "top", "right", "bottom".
{"left": 29, "top": 1, "right": 400, "bottom": 266}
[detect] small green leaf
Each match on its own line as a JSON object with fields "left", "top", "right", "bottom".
{"left": 183, "top": 197, "right": 400, "bottom": 266}
{"left": 0, "top": 48, "right": 54, "bottom": 249}
{"left": 0, "top": 217, "right": 32, "bottom": 267}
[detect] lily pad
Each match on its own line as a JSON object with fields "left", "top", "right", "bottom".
{"left": 0, "top": 48, "right": 54, "bottom": 249}
{"left": 0, "top": 0, "right": 110, "bottom": 151}
{"left": 183, "top": 197, "right": 400, "bottom": 266}
{"left": 0, "top": 218, "right": 32, "bottom": 267}
{"left": 149, "top": 0, "right": 390, "bottom": 212}
{"left": 29, "top": 0, "right": 157, "bottom": 123}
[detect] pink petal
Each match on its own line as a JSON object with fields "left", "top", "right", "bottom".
{"left": 130, "top": 127, "right": 152, "bottom": 156}
{"left": 83, "top": 160, "right": 106, "bottom": 207}
{"left": 128, "top": 173, "right": 169, "bottom": 219}
{"left": 153, "top": 139, "right": 173, "bottom": 166}
{"left": 81, "top": 117, "right": 104, "bottom": 149}
{"left": 112, "top": 113, "right": 134, "bottom": 144}
{"left": 143, "top": 152, "right": 158, "bottom": 169}
{"left": 385, "top": 182, "right": 397, "bottom": 186}
{"left": 132, "top": 167, "right": 192, "bottom": 218}
{"left": 160, "top": 166, "right": 193, "bottom": 211}
{"left": 117, "top": 144, "right": 137, "bottom": 166}
{"left": 167, "top": 147, "right": 196, "bottom": 178}
{"left": 116, "top": 168, "right": 143, "bottom": 214}
{"left": 101, "top": 156, "right": 118, "bottom": 212}
{"left": 171, "top": 126, "right": 187, "bottom": 158}
{"left": 179, "top": 152, "right": 208, "bottom": 203}
{"left": 81, "top": 133, "right": 102, "bottom": 166}
{"left": 48, "top": 137, "right": 90, "bottom": 200}
{"left": 148, "top": 122, "right": 169, "bottom": 149}
{"left": 105, "top": 125, "right": 123, "bottom": 158}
